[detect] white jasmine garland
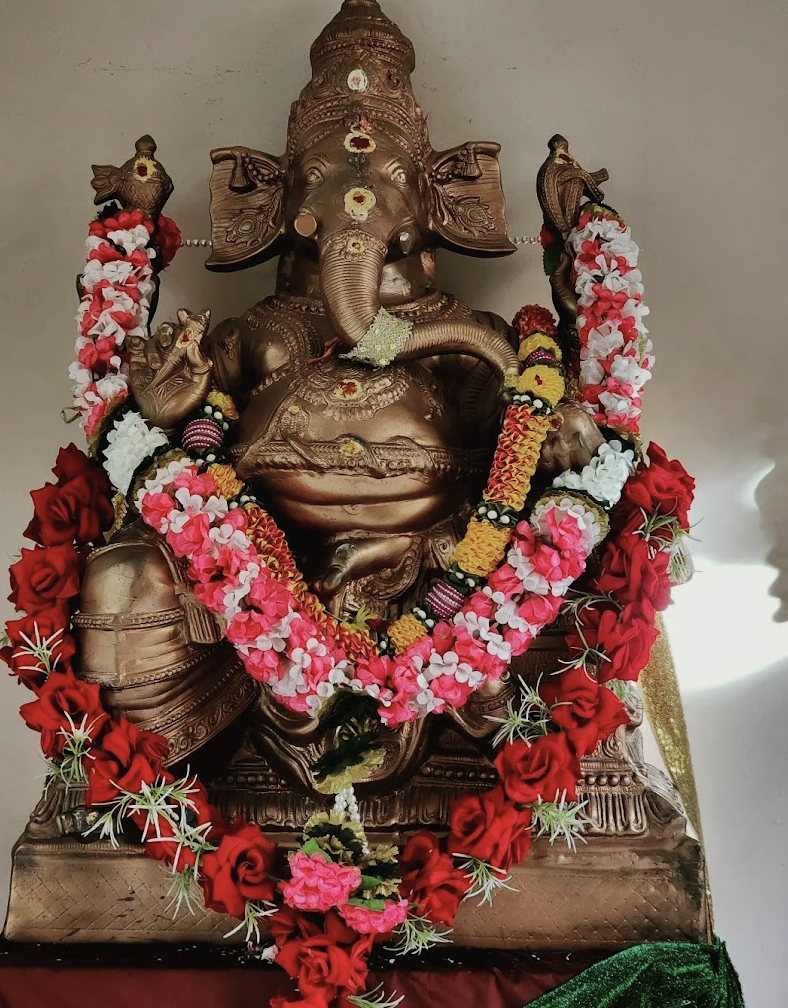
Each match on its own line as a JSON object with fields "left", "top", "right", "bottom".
{"left": 102, "top": 411, "right": 169, "bottom": 494}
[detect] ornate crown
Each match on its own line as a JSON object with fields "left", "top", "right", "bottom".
{"left": 286, "top": 0, "right": 430, "bottom": 165}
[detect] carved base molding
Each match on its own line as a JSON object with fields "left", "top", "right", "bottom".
{"left": 4, "top": 823, "right": 710, "bottom": 948}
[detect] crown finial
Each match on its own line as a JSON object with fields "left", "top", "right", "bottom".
{"left": 287, "top": 0, "right": 427, "bottom": 164}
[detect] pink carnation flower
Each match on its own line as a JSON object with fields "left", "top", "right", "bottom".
{"left": 430, "top": 673, "right": 473, "bottom": 707}
{"left": 139, "top": 491, "right": 176, "bottom": 533}
{"left": 280, "top": 852, "right": 361, "bottom": 913}
{"left": 355, "top": 656, "right": 392, "bottom": 692}
{"left": 166, "top": 511, "right": 212, "bottom": 558}
{"left": 517, "top": 593, "right": 562, "bottom": 627}
{"left": 193, "top": 576, "right": 235, "bottom": 614}
{"left": 339, "top": 898, "right": 409, "bottom": 935}
{"left": 241, "top": 645, "right": 282, "bottom": 683}
{"left": 379, "top": 693, "right": 416, "bottom": 728}
{"left": 542, "top": 511, "right": 586, "bottom": 555}
{"left": 464, "top": 592, "right": 494, "bottom": 620}
{"left": 247, "top": 572, "right": 292, "bottom": 624}
{"left": 226, "top": 609, "right": 275, "bottom": 648}
{"left": 503, "top": 625, "right": 534, "bottom": 656}
{"left": 172, "top": 469, "right": 217, "bottom": 498}
{"left": 486, "top": 562, "right": 522, "bottom": 600}
{"left": 188, "top": 550, "right": 219, "bottom": 583}
{"left": 529, "top": 543, "right": 583, "bottom": 584}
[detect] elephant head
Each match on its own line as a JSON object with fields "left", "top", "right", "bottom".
{"left": 206, "top": 0, "right": 519, "bottom": 380}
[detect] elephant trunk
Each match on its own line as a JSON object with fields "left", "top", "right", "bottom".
{"left": 319, "top": 228, "right": 520, "bottom": 382}
{"left": 395, "top": 319, "right": 519, "bottom": 382}
{"left": 319, "top": 229, "right": 387, "bottom": 347}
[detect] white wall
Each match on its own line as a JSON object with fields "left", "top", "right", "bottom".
{"left": 1, "top": 1, "right": 786, "bottom": 1002}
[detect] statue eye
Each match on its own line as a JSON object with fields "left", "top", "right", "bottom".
{"left": 303, "top": 166, "right": 324, "bottom": 188}
{"left": 391, "top": 166, "right": 409, "bottom": 187}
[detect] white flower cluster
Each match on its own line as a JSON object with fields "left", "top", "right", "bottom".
{"left": 103, "top": 411, "right": 168, "bottom": 493}
{"left": 552, "top": 439, "right": 635, "bottom": 510}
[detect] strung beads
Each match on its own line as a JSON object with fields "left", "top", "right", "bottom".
{"left": 425, "top": 581, "right": 465, "bottom": 620}
{"left": 182, "top": 418, "right": 223, "bottom": 451}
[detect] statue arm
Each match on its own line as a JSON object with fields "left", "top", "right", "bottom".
{"left": 201, "top": 318, "right": 246, "bottom": 396}
{"left": 127, "top": 309, "right": 213, "bottom": 432}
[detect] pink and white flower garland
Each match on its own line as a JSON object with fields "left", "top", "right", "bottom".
{"left": 570, "top": 208, "right": 653, "bottom": 434}
{"left": 136, "top": 450, "right": 631, "bottom": 730}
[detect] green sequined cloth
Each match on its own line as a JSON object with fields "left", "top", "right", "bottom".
{"left": 526, "top": 937, "right": 744, "bottom": 1008}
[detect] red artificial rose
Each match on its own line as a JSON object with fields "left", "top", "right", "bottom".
{"left": 447, "top": 787, "right": 533, "bottom": 871}
{"left": 593, "top": 535, "right": 673, "bottom": 611}
{"left": 269, "top": 905, "right": 321, "bottom": 950}
{"left": 8, "top": 544, "right": 82, "bottom": 615}
{"left": 19, "top": 670, "right": 109, "bottom": 756}
{"left": 541, "top": 667, "right": 630, "bottom": 757}
{"left": 495, "top": 732, "right": 581, "bottom": 805}
{"left": 86, "top": 719, "right": 169, "bottom": 805}
{"left": 270, "top": 997, "right": 329, "bottom": 1008}
{"left": 51, "top": 443, "right": 100, "bottom": 484}
{"left": 565, "top": 602, "right": 659, "bottom": 684}
{"left": 539, "top": 224, "right": 559, "bottom": 250}
{"left": 616, "top": 443, "right": 695, "bottom": 531}
{"left": 154, "top": 215, "right": 182, "bottom": 268}
{"left": 132, "top": 780, "right": 226, "bottom": 871}
{"left": 24, "top": 450, "right": 113, "bottom": 547}
{"left": 1, "top": 603, "right": 75, "bottom": 691}
{"left": 398, "top": 829, "right": 470, "bottom": 926}
{"left": 199, "top": 818, "right": 278, "bottom": 917}
{"left": 275, "top": 909, "right": 372, "bottom": 1006}
{"left": 596, "top": 604, "right": 660, "bottom": 683}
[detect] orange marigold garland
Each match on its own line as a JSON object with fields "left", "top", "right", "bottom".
{"left": 389, "top": 315, "right": 566, "bottom": 648}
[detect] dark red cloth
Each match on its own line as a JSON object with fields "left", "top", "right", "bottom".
{"left": 0, "top": 942, "right": 605, "bottom": 1008}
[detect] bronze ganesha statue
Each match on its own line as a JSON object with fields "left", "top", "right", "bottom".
{"left": 73, "top": 0, "right": 602, "bottom": 798}
{"left": 4, "top": 2, "right": 709, "bottom": 955}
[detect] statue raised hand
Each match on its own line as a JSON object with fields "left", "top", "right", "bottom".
{"left": 127, "top": 309, "right": 213, "bottom": 431}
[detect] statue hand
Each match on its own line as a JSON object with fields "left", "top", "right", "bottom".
{"left": 128, "top": 309, "right": 213, "bottom": 430}
{"left": 549, "top": 250, "right": 579, "bottom": 328}
{"left": 539, "top": 400, "right": 604, "bottom": 475}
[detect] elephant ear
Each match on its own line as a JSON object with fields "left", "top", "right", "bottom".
{"left": 206, "top": 146, "right": 286, "bottom": 270}
{"left": 427, "top": 142, "right": 516, "bottom": 257}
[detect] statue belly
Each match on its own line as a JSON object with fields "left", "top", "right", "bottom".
{"left": 255, "top": 471, "right": 474, "bottom": 535}
{"left": 230, "top": 358, "right": 493, "bottom": 536}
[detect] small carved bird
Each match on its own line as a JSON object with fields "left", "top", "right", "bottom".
{"left": 537, "top": 134, "right": 609, "bottom": 239}
{"left": 91, "top": 134, "right": 174, "bottom": 219}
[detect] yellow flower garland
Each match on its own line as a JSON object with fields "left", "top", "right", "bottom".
{"left": 388, "top": 327, "right": 566, "bottom": 651}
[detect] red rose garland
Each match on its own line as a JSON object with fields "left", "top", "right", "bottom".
{"left": 443, "top": 444, "right": 694, "bottom": 894}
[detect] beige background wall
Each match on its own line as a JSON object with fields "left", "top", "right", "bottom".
{"left": 1, "top": 0, "right": 786, "bottom": 1002}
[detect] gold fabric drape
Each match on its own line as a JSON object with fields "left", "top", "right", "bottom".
{"left": 639, "top": 614, "right": 702, "bottom": 839}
